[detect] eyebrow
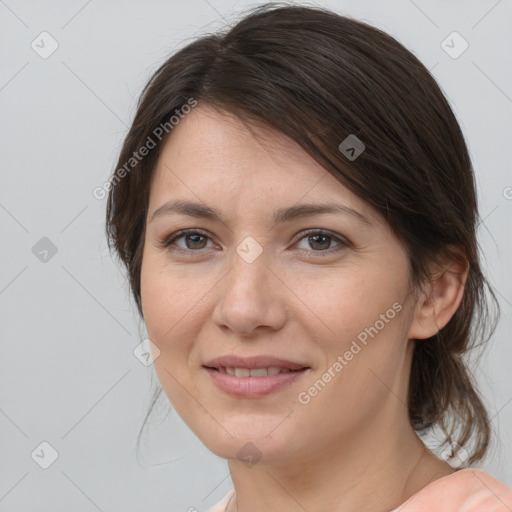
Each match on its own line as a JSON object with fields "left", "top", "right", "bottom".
{"left": 150, "top": 199, "right": 373, "bottom": 228}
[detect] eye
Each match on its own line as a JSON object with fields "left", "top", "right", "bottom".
{"left": 293, "top": 229, "right": 348, "bottom": 256}
{"left": 160, "top": 229, "right": 216, "bottom": 252}
{"left": 159, "top": 228, "right": 349, "bottom": 256}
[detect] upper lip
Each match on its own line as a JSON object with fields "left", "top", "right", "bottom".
{"left": 204, "top": 355, "right": 309, "bottom": 371}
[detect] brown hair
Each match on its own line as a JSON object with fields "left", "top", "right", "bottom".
{"left": 105, "top": 2, "right": 499, "bottom": 464}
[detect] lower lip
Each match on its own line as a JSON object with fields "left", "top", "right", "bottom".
{"left": 204, "top": 367, "right": 309, "bottom": 398}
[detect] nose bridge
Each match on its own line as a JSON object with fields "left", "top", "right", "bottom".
{"left": 227, "top": 235, "right": 270, "bottom": 299}
{"left": 235, "top": 234, "right": 265, "bottom": 267}
{"left": 212, "top": 235, "right": 285, "bottom": 334}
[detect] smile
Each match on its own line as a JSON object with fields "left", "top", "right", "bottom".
{"left": 202, "top": 355, "right": 311, "bottom": 397}
{"left": 214, "top": 366, "right": 298, "bottom": 376}
{"left": 203, "top": 366, "right": 310, "bottom": 397}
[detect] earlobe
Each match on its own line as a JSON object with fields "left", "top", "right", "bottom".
{"left": 408, "top": 248, "right": 469, "bottom": 340}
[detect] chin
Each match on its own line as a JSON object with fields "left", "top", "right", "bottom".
{"left": 196, "top": 420, "right": 299, "bottom": 466}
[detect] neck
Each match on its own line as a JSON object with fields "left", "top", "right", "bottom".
{"left": 225, "top": 411, "right": 453, "bottom": 512}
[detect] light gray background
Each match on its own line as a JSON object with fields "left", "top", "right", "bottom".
{"left": 1, "top": 0, "right": 511, "bottom": 510}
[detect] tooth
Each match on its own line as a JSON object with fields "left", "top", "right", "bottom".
{"left": 234, "top": 368, "right": 250, "bottom": 377}
{"left": 267, "top": 367, "right": 281, "bottom": 376}
{"left": 225, "top": 367, "right": 235, "bottom": 375}
{"left": 218, "top": 367, "right": 227, "bottom": 374}
{"left": 279, "top": 368, "right": 290, "bottom": 373}
{"left": 249, "top": 368, "right": 268, "bottom": 377}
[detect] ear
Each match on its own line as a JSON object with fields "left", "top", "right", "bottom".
{"left": 408, "top": 246, "right": 469, "bottom": 340}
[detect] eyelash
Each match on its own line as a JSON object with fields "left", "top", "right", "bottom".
{"left": 158, "top": 228, "right": 349, "bottom": 257}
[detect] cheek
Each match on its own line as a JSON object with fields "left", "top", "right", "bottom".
{"left": 140, "top": 254, "right": 199, "bottom": 380}
{"left": 292, "top": 262, "right": 411, "bottom": 402}
{"left": 141, "top": 250, "right": 200, "bottom": 337}
{"left": 289, "top": 259, "right": 408, "bottom": 342}
{"left": 296, "top": 319, "right": 410, "bottom": 441}
{"left": 140, "top": 261, "right": 200, "bottom": 423}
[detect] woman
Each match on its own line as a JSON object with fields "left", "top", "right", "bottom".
{"left": 105, "top": 3, "right": 512, "bottom": 511}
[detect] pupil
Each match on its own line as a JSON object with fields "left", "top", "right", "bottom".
{"left": 187, "top": 234, "right": 206, "bottom": 249}
{"left": 310, "top": 234, "right": 329, "bottom": 250}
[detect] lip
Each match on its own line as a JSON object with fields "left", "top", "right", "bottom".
{"left": 203, "top": 355, "right": 309, "bottom": 371}
{"left": 203, "top": 355, "right": 311, "bottom": 398}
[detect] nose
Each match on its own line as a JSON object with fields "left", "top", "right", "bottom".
{"left": 211, "top": 247, "right": 287, "bottom": 337}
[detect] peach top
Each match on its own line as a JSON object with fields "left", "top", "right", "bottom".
{"left": 208, "top": 469, "right": 512, "bottom": 511}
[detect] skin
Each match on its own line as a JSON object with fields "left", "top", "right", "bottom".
{"left": 140, "top": 103, "right": 468, "bottom": 512}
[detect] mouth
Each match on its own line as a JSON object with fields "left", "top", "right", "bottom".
{"left": 205, "top": 366, "right": 307, "bottom": 376}
{"left": 202, "top": 356, "right": 311, "bottom": 397}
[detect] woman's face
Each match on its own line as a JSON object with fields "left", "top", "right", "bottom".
{"left": 141, "top": 104, "right": 422, "bottom": 465}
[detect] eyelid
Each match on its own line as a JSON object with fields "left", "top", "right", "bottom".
{"left": 158, "top": 228, "right": 214, "bottom": 250}
{"left": 292, "top": 228, "right": 350, "bottom": 255}
{"left": 159, "top": 227, "right": 350, "bottom": 255}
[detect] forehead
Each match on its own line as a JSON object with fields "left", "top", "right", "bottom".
{"left": 154, "top": 104, "right": 326, "bottom": 181}
{"left": 148, "top": 104, "right": 378, "bottom": 225}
